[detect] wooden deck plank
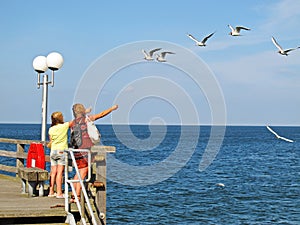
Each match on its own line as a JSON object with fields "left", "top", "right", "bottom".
{"left": 0, "top": 174, "right": 67, "bottom": 219}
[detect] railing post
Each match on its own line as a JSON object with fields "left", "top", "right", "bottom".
{"left": 16, "top": 144, "right": 25, "bottom": 176}
{"left": 91, "top": 146, "right": 115, "bottom": 224}
{"left": 96, "top": 150, "right": 106, "bottom": 222}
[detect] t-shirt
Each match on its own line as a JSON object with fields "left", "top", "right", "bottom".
{"left": 48, "top": 122, "right": 69, "bottom": 151}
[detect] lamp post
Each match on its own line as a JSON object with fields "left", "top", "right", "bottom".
{"left": 32, "top": 52, "right": 64, "bottom": 144}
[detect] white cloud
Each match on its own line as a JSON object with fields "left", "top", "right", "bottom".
{"left": 212, "top": 50, "right": 300, "bottom": 84}
{"left": 259, "top": 0, "right": 300, "bottom": 37}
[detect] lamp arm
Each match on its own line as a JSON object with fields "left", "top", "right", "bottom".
{"left": 51, "top": 70, "right": 54, "bottom": 87}
{"left": 37, "top": 73, "right": 41, "bottom": 89}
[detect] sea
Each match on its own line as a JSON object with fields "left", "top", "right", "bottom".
{"left": 0, "top": 124, "right": 299, "bottom": 225}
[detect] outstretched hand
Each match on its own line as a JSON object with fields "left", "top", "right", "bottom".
{"left": 112, "top": 105, "right": 118, "bottom": 111}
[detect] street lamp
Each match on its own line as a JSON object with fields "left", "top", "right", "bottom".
{"left": 32, "top": 52, "right": 64, "bottom": 144}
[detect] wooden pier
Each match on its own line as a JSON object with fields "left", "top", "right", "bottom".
{"left": 0, "top": 138, "right": 115, "bottom": 224}
{"left": 0, "top": 174, "right": 67, "bottom": 224}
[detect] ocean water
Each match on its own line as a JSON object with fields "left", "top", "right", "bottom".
{"left": 0, "top": 124, "right": 299, "bottom": 224}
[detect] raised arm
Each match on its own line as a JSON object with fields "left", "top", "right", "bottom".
{"left": 90, "top": 105, "right": 118, "bottom": 121}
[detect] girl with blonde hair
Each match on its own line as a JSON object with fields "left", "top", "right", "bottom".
{"left": 70, "top": 103, "right": 118, "bottom": 202}
{"left": 48, "top": 111, "right": 70, "bottom": 198}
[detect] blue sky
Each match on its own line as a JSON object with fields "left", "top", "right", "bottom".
{"left": 0, "top": 0, "right": 300, "bottom": 125}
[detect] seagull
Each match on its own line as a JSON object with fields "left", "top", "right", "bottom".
{"left": 271, "top": 36, "right": 300, "bottom": 56}
{"left": 216, "top": 183, "right": 225, "bottom": 188}
{"left": 142, "top": 48, "right": 162, "bottom": 61}
{"left": 187, "top": 32, "right": 215, "bottom": 47}
{"left": 266, "top": 125, "right": 294, "bottom": 143}
{"left": 228, "top": 24, "right": 250, "bottom": 36}
{"left": 156, "top": 51, "right": 175, "bottom": 62}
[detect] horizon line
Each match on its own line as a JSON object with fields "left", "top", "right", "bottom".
{"left": 0, "top": 122, "right": 299, "bottom": 127}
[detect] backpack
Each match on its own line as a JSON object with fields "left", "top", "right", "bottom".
{"left": 86, "top": 116, "right": 101, "bottom": 144}
{"left": 70, "top": 118, "right": 83, "bottom": 149}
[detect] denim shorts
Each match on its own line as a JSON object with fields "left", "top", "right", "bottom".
{"left": 50, "top": 150, "right": 66, "bottom": 166}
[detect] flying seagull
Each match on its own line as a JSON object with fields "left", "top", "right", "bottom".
{"left": 271, "top": 36, "right": 300, "bottom": 56}
{"left": 156, "top": 51, "right": 175, "bottom": 62}
{"left": 187, "top": 32, "right": 215, "bottom": 46}
{"left": 142, "top": 48, "right": 162, "bottom": 61}
{"left": 228, "top": 24, "right": 250, "bottom": 36}
{"left": 266, "top": 125, "right": 294, "bottom": 143}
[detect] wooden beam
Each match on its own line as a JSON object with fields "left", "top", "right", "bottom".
{"left": 91, "top": 145, "right": 116, "bottom": 153}
{"left": 0, "top": 138, "right": 40, "bottom": 145}
{"left": 0, "top": 164, "right": 17, "bottom": 173}
{"left": 0, "top": 150, "right": 17, "bottom": 158}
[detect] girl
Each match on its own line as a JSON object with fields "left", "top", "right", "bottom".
{"left": 70, "top": 103, "right": 118, "bottom": 202}
{"left": 48, "top": 111, "right": 70, "bottom": 198}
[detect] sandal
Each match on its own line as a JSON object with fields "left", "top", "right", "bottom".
{"left": 56, "top": 194, "right": 65, "bottom": 199}
{"left": 48, "top": 193, "right": 57, "bottom": 197}
{"left": 70, "top": 195, "right": 80, "bottom": 203}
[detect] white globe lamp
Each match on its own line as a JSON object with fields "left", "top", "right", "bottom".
{"left": 46, "top": 52, "right": 64, "bottom": 71}
{"left": 32, "top": 56, "right": 48, "bottom": 73}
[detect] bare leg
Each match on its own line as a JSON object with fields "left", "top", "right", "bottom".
{"left": 73, "top": 167, "right": 88, "bottom": 198}
{"left": 49, "top": 165, "right": 57, "bottom": 195}
{"left": 56, "top": 164, "right": 64, "bottom": 196}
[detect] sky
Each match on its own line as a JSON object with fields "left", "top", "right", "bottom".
{"left": 0, "top": 0, "right": 300, "bottom": 126}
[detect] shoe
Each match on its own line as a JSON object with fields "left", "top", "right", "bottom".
{"left": 48, "top": 193, "right": 57, "bottom": 197}
{"left": 56, "top": 194, "right": 65, "bottom": 199}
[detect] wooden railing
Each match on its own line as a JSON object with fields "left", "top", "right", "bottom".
{"left": 0, "top": 138, "right": 50, "bottom": 175}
